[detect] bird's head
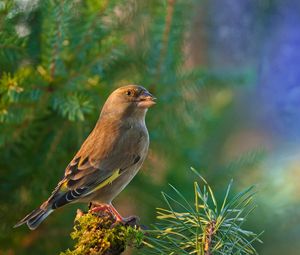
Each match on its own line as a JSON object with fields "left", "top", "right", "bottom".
{"left": 100, "top": 85, "right": 156, "bottom": 119}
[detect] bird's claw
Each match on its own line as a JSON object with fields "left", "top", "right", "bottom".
{"left": 122, "top": 215, "right": 140, "bottom": 226}
{"left": 89, "top": 204, "right": 112, "bottom": 216}
{"left": 89, "top": 203, "right": 140, "bottom": 228}
{"left": 110, "top": 215, "right": 140, "bottom": 228}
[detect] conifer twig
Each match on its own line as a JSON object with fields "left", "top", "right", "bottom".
{"left": 50, "top": 0, "right": 64, "bottom": 80}
{"left": 156, "top": 0, "right": 175, "bottom": 81}
{"left": 74, "top": 0, "right": 109, "bottom": 55}
{"left": 142, "top": 169, "right": 263, "bottom": 255}
{"left": 204, "top": 220, "right": 216, "bottom": 255}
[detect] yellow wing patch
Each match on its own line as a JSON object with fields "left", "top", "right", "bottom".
{"left": 86, "top": 169, "right": 121, "bottom": 195}
{"left": 60, "top": 180, "right": 69, "bottom": 192}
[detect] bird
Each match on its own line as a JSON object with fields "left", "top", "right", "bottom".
{"left": 14, "top": 85, "right": 156, "bottom": 230}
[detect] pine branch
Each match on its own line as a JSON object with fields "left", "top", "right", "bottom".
{"left": 142, "top": 168, "right": 263, "bottom": 255}
{"left": 73, "top": 0, "right": 109, "bottom": 55}
{"left": 156, "top": 0, "right": 175, "bottom": 81}
{"left": 49, "top": 0, "right": 64, "bottom": 80}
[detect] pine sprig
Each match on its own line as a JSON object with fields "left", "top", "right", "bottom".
{"left": 40, "top": 0, "right": 73, "bottom": 78}
{"left": 143, "top": 168, "right": 263, "bottom": 255}
{"left": 0, "top": 1, "right": 27, "bottom": 70}
{"left": 51, "top": 92, "right": 94, "bottom": 121}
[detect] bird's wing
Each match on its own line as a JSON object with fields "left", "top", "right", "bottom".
{"left": 47, "top": 153, "right": 141, "bottom": 209}
{"left": 47, "top": 119, "right": 147, "bottom": 210}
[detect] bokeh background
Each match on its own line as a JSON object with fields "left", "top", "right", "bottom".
{"left": 1, "top": 0, "right": 300, "bottom": 254}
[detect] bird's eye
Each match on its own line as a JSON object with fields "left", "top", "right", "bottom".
{"left": 126, "top": 90, "right": 132, "bottom": 96}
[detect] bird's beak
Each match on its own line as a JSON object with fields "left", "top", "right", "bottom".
{"left": 137, "top": 90, "right": 156, "bottom": 108}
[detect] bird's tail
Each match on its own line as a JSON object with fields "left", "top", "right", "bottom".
{"left": 14, "top": 203, "right": 53, "bottom": 230}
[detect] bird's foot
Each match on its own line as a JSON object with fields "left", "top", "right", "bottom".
{"left": 109, "top": 205, "right": 140, "bottom": 226}
{"left": 110, "top": 205, "right": 139, "bottom": 224}
{"left": 90, "top": 204, "right": 112, "bottom": 216}
{"left": 89, "top": 203, "right": 140, "bottom": 227}
{"left": 110, "top": 216, "right": 139, "bottom": 228}
{"left": 120, "top": 215, "right": 140, "bottom": 227}
{"left": 89, "top": 203, "right": 123, "bottom": 222}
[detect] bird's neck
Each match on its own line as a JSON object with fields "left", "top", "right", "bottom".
{"left": 100, "top": 105, "right": 147, "bottom": 122}
{"left": 97, "top": 110, "right": 147, "bottom": 128}
{"left": 124, "top": 115, "right": 146, "bottom": 128}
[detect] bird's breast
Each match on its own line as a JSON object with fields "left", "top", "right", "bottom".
{"left": 122, "top": 119, "right": 149, "bottom": 149}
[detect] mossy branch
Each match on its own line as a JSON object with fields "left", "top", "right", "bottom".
{"left": 60, "top": 209, "right": 143, "bottom": 255}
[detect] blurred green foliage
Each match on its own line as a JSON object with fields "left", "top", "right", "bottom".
{"left": 0, "top": 0, "right": 264, "bottom": 254}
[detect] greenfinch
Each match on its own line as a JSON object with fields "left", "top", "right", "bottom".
{"left": 15, "top": 85, "right": 156, "bottom": 230}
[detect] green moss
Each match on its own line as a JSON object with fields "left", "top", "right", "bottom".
{"left": 60, "top": 211, "right": 143, "bottom": 255}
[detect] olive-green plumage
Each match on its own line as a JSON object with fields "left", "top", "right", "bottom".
{"left": 15, "top": 85, "right": 156, "bottom": 230}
